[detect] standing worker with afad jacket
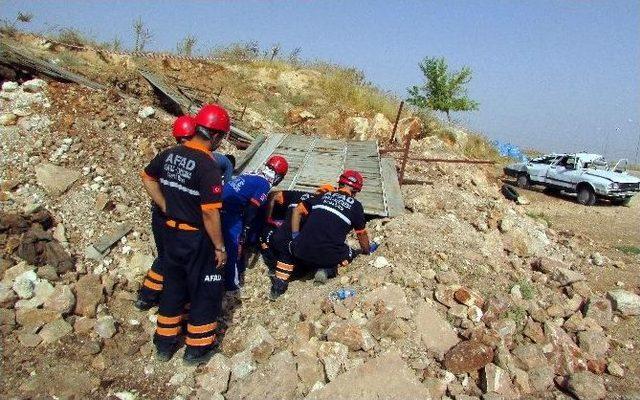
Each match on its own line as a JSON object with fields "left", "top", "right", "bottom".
{"left": 141, "top": 104, "right": 229, "bottom": 365}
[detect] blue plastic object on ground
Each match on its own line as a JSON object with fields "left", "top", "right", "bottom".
{"left": 492, "top": 140, "right": 527, "bottom": 162}
{"left": 369, "top": 242, "right": 379, "bottom": 253}
{"left": 331, "top": 288, "right": 356, "bottom": 300}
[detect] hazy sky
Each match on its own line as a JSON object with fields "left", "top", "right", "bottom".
{"left": 2, "top": 0, "right": 639, "bottom": 161}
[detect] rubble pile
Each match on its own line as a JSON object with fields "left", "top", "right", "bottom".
{"left": 1, "top": 52, "right": 638, "bottom": 399}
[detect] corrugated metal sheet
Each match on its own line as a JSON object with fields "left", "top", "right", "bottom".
{"left": 236, "top": 133, "right": 404, "bottom": 217}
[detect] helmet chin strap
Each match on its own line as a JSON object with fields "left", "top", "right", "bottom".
{"left": 257, "top": 165, "right": 278, "bottom": 185}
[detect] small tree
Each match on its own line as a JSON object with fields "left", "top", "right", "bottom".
{"left": 111, "top": 37, "right": 123, "bottom": 52}
{"left": 288, "top": 47, "right": 302, "bottom": 64}
{"left": 407, "top": 57, "right": 479, "bottom": 121}
{"left": 176, "top": 35, "right": 197, "bottom": 56}
{"left": 1, "top": 11, "right": 33, "bottom": 35}
{"left": 16, "top": 11, "right": 33, "bottom": 23}
{"left": 132, "top": 17, "right": 152, "bottom": 52}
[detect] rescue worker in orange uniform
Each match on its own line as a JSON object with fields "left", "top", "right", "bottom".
{"left": 289, "top": 170, "right": 371, "bottom": 285}
{"left": 141, "top": 104, "right": 229, "bottom": 365}
{"left": 136, "top": 116, "right": 235, "bottom": 310}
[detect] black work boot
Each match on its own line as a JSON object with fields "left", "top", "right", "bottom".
{"left": 314, "top": 269, "right": 329, "bottom": 285}
{"left": 135, "top": 296, "right": 158, "bottom": 311}
{"left": 269, "top": 278, "right": 288, "bottom": 301}
{"left": 154, "top": 344, "right": 178, "bottom": 362}
{"left": 183, "top": 346, "right": 215, "bottom": 366}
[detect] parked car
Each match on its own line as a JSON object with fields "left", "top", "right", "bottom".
{"left": 504, "top": 153, "right": 640, "bottom": 206}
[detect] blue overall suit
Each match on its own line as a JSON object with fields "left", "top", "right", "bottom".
{"left": 221, "top": 173, "right": 271, "bottom": 291}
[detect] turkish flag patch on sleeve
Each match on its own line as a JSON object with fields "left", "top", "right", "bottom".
{"left": 212, "top": 185, "right": 222, "bottom": 194}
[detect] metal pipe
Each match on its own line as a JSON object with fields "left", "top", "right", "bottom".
{"left": 398, "top": 131, "right": 412, "bottom": 185}
{"left": 389, "top": 101, "right": 404, "bottom": 143}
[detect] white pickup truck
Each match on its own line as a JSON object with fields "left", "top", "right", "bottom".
{"left": 504, "top": 153, "right": 640, "bottom": 206}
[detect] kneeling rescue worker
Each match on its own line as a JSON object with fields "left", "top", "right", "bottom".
{"left": 141, "top": 104, "right": 229, "bottom": 364}
{"left": 266, "top": 184, "right": 335, "bottom": 299}
{"left": 289, "top": 170, "right": 371, "bottom": 284}
{"left": 221, "top": 155, "right": 289, "bottom": 292}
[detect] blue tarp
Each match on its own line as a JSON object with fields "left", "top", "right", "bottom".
{"left": 492, "top": 140, "right": 527, "bottom": 161}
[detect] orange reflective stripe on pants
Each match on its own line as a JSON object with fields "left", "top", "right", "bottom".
{"left": 157, "top": 315, "right": 182, "bottom": 325}
{"left": 185, "top": 335, "right": 215, "bottom": 346}
{"left": 187, "top": 322, "right": 217, "bottom": 334}
{"left": 147, "top": 269, "right": 164, "bottom": 282}
{"left": 143, "top": 279, "right": 162, "bottom": 291}
{"left": 156, "top": 326, "right": 181, "bottom": 337}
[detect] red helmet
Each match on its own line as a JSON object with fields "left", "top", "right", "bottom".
{"left": 194, "top": 104, "right": 231, "bottom": 134}
{"left": 172, "top": 115, "right": 196, "bottom": 139}
{"left": 266, "top": 155, "right": 288, "bottom": 176}
{"left": 339, "top": 170, "right": 364, "bottom": 192}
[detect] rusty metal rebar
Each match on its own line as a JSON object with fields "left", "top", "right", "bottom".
{"left": 389, "top": 101, "right": 404, "bottom": 143}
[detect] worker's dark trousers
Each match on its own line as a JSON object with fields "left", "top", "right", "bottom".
{"left": 294, "top": 244, "right": 357, "bottom": 280}
{"left": 270, "top": 239, "right": 297, "bottom": 295}
{"left": 138, "top": 207, "right": 165, "bottom": 303}
{"left": 153, "top": 225, "right": 223, "bottom": 352}
{"left": 260, "top": 225, "right": 277, "bottom": 274}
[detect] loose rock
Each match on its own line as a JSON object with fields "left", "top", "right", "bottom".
{"left": 95, "top": 315, "right": 117, "bottom": 338}
{"left": 35, "top": 163, "right": 81, "bottom": 196}
{"left": 566, "top": 371, "right": 606, "bottom": 400}
{"left": 443, "top": 340, "right": 494, "bottom": 374}
{"left": 607, "top": 289, "right": 640, "bottom": 316}
{"left": 39, "top": 318, "right": 73, "bottom": 344}
{"left": 306, "top": 351, "right": 431, "bottom": 400}
{"left": 74, "top": 274, "right": 103, "bottom": 317}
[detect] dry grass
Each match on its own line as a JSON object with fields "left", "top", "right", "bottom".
{"left": 314, "top": 65, "right": 400, "bottom": 121}
{"left": 462, "top": 133, "right": 501, "bottom": 161}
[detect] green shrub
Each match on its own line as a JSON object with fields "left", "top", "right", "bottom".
{"left": 616, "top": 245, "right": 640, "bottom": 255}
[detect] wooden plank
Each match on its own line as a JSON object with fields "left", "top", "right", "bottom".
{"left": 235, "top": 133, "right": 403, "bottom": 217}
{"left": 243, "top": 133, "right": 286, "bottom": 172}
{"left": 0, "top": 41, "right": 105, "bottom": 90}
{"left": 234, "top": 134, "right": 266, "bottom": 173}
{"left": 380, "top": 157, "right": 405, "bottom": 217}
{"left": 92, "top": 223, "right": 133, "bottom": 254}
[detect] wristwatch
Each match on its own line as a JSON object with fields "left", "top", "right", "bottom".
{"left": 215, "top": 247, "right": 226, "bottom": 253}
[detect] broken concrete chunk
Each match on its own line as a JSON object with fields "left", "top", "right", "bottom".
{"left": 306, "top": 351, "right": 431, "bottom": 400}
{"left": 415, "top": 301, "right": 459, "bottom": 357}
{"left": 138, "top": 106, "right": 155, "bottom": 118}
{"left": 317, "top": 341, "right": 348, "bottom": 382}
{"left": 481, "top": 363, "right": 517, "bottom": 397}
{"left": 35, "top": 163, "right": 81, "bottom": 196}
{"left": 566, "top": 371, "right": 606, "bottom": 400}
{"left": 90, "top": 223, "right": 133, "bottom": 255}
{"left": 39, "top": 318, "right": 73, "bottom": 344}
{"left": 73, "top": 274, "right": 104, "bottom": 317}
{"left": 196, "top": 353, "right": 231, "bottom": 394}
{"left": 607, "top": 290, "right": 640, "bottom": 316}
{"left": 225, "top": 351, "right": 297, "bottom": 400}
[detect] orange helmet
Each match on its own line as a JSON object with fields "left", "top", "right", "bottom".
{"left": 172, "top": 115, "right": 196, "bottom": 140}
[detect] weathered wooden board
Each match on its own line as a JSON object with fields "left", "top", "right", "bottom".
{"left": 0, "top": 41, "right": 105, "bottom": 89}
{"left": 380, "top": 157, "right": 405, "bottom": 217}
{"left": 236, "top": 134, "right": 404, "bottom": 217}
